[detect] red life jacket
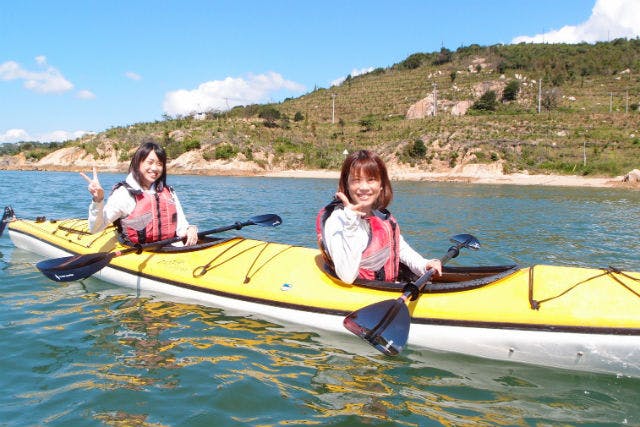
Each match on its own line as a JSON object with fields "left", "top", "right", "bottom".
{"left": 316, "top": 200, "right": 400, "bottom": 282}
{"left": 114, "top": 182, "right": 178, "bottom": 245}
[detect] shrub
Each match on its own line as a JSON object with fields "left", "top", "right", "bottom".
{"left": 433, "top": 48, "right": 452, "bottom": 65}
{"left": 359, "top": 116, "right": 375, "bottom": 132}
{"left": 471, "top": 90, "right": 498, "bottom": 111}
{"left": 502, "top": 80, "right": 520, "bottom": 101}
{"left": 258, "top": 106, "right": 281, "bottom": 127}
{"left": 400, "top": 53, "right": 425, "bottom": 70}
{"left": 183, "top": 139, "right": 201, "bottom": 151}
{"left": 449, "top": 151, "right": 459, "bottom": 167}
{"left": 406, "top": 139, "right": 427, "bottom": 158}
{"left": 541, "top": 87, "right": 561, "bottom": 111}
{"left": 214, "top": 143, "right": 237, "bottom": 160}
{"left": 274, "top": 137, "right": 299, "bottom": 154}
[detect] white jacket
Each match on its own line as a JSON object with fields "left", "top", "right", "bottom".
{"left": 323, "top": 207, "right": 431, "bottom": 284}
{"left": 87, "top": 173, "right": 190, "bottom": 239}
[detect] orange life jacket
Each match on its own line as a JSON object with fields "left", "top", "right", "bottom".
{"left": 114, "top": 182, "right": 178, "bottom": 245}
{"left": 316, "top": 200, "right": 400, "bottom": 281}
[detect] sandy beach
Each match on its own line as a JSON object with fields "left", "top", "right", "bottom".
{"left": 262, "top": 167, "right": 634, "bottom": 189}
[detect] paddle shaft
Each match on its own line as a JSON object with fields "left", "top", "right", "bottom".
{"left": 116, "top": 219, "right": 259, "bottom": 255}
{"left": 36, "top": 214, "right": 282, "bottom": 282}
{"left": 363, "top": 243, "right": 466, "bottom": 342}
{"left": 400, "top": 244, "right": 463, "bottom": 302}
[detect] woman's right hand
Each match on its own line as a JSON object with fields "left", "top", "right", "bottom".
{"left": 80, "top": 167, "right": 105, "bottom": 203}
{"left": 335, "top": 191, "right": 367, "bottom": 217}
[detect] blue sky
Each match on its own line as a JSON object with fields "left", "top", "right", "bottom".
{"left": 1, "top": 0, "right": 638, "bottom": 143}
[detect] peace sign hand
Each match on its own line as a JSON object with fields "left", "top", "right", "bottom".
{"left": 80, "top": 167, "right": 105, "bottom": 203}
{"left": 335, "top": 191, "right": 367, "bottom": 218}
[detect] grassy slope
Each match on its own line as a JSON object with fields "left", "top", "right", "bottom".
{"left": 4, "top": 41, "right": 640, "bottom": 177}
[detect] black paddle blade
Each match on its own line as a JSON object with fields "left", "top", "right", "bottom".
{"left": 343, "top": 298, "right": 411, "bottom": 356}
{"left": 250, "top": 214, "right": 282, "bottom": 227}
{"left": 36, "top": 252, "right": 115, "bottom": 282}
{"left": 0, "top": 206, "right": 15, "bottom": 237}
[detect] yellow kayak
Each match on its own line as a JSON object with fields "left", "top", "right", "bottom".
{"left": 5, "top": 210, "right": 640, "bottom": 377}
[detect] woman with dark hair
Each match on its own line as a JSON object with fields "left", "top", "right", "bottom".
{"left": 80, "top": 141, "right": 198, "bottom": 246}
{"left": 316, "top": 149, "right": 441, "bottom": 284}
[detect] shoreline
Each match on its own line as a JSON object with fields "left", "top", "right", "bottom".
{"left": 261, "top": 168, "right": 634, "bottom": 188}
{"left": 2, "top": 164, "right": 638, "bottom": 189}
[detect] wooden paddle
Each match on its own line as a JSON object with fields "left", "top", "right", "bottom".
{"left": 36, "top": 214, "right": 282, "bottom": 282}
{"left": 343, "top": 233, "right": 480, "bottom": 356}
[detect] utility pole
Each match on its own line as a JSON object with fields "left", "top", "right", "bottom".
{"left": 583, "top": 141, "right": 587, "bottom": 167}
{"left": 610, "top": 92, "right": 613, "bottom": 113}
{"left": 537, "top": 78, "right": 542, "bottom": 113}
{"left": 432, "top": 83, "right": 438, "bottom": 116}
{"left": 331, "top": 93, "right": 336, "bottom": 124}
{"left": 626, "top": 90, "right": 629, "bottom": 113}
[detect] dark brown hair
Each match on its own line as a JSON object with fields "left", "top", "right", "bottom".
{"left": 129, "top": 141, "right": 168, "bottom": 190}
{"left": 338, "top": 149, "right": 393, "bottom": 209}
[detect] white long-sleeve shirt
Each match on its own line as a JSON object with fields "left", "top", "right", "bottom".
{"left": 87, "top": 173, "right": 190, "bottom": 238}
{"left": 322, "top": 207, "right": 431, "bottom": 284}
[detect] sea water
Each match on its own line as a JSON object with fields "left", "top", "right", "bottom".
{"left": 1, "top": 170, "right": 639, "bottom": 426}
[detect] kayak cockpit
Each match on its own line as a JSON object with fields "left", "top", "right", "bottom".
{"left": 353, "top": 264, "right": 520, "bottom": 293}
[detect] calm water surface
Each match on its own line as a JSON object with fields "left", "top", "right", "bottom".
{"left": 1, "top": 170, "right": 639, "bottom": 426}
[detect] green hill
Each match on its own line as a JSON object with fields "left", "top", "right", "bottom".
{"left": 3, "top": 39, "right": 640, "bottom": 177}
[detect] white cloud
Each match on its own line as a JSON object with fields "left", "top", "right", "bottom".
{"left": 42, "top": 130, "right": 93, "bottom": 142}
{"left": 76, "top": 90, "right": 96, "bottom": 99}
{"left": 0, "top": 128, "right": 91, "bottom": 143}
{"left": 125, "top": 71, "right": 141, "bottom": 81}
{"left": 0, "top": 129, "right": 30, "bottom": 143}
{"left": 330, "top": 67, "right": 375, "bottom": 87}
{"left": 512, "top": 0, "right": 640, "bottom": 44}
{"left": 162, "top": 72, "right": 306, "bottom": 116}
{"left": 0, "top": 56, "right": 73, "bottom": 94}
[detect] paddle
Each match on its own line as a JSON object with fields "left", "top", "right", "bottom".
{"left": 343, "top": 233, "right": 480, "bottom": 356}
{"left": 0, "top": 206, "right": 15, "bottom": 237}
{"left": 36, "top": 213, "right": 283, "bottom": 282}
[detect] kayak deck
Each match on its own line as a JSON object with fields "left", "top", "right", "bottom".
{"left": 6, "top": 214, "right": 640, "bottom": 377}
{"left": 8, "top": 216, "right": 640, "bottom": 330}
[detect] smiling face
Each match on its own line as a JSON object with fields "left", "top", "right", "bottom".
{"left": 338, "top": 150, "right": 393, "bottom": 212}
{"left": 347, "top": 170, "right": 382, "bottom": 214}
{"left": 138, "top": 150, "right": 164, "bottom": 190}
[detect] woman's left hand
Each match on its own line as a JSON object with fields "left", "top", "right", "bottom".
{"left": 426, "top": 259, "right": 442, "bottom": 276}
{"left": 185, "top": 225, "right": 198, "bottom": 246}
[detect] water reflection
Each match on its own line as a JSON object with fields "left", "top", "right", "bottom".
{"left": 77, "top": 292, "right": 639, "bottom": 426}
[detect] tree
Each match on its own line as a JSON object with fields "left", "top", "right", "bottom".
{"left": 471, "top": 90, "right": 498, "bottom": 111}
{"left": 433, "top": 47, "right": 452, "bottom": 65}
{"left": 502, "top": 80, "right": 520, "bottom": 102}
{"left": 400, "top": 53, "right": 424, "bottom": 70}
{"left": 406, "top": 139, "right": 427, "bottom": 158}
{"left": 258, "top": 106, "right": 281, "bottom": 128}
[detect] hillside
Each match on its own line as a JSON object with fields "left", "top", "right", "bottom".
{"left": 2, "top": 39, "right": 640, "bottom": 180}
